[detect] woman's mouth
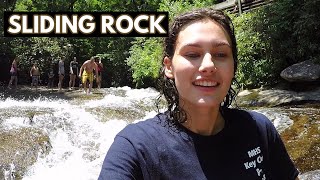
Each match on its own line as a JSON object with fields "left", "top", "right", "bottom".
{"left": 193, "top": 80, "right": 219, "bottom": 87}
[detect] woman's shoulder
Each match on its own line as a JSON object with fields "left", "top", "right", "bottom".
{"left": 224, "top": 108, "right": 274, "bottom": 130}
{"left": 117, "top": 114, "right": 168, "bottom": 140}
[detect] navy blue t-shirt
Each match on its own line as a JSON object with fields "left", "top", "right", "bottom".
{"left": 98, "top": 108, "right": 299, "bottom": 180}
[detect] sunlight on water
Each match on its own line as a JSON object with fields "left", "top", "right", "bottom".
{"left": 83, "top": 87, "right": 159, "bottom": 108}
{"left": 0, "top": 97, "right": 68, "bottom": 109}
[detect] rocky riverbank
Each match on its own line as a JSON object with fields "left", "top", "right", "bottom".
{"left": 236, "top": 86, "right": 320, "bottom": 107}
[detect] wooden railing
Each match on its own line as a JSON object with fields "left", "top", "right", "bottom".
{"left": 214, "top": 0, "right": 273, "bottom": 14}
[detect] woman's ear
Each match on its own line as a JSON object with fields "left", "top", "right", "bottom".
{"left": 163, "top": 56, "right": 174, "bottom": 79}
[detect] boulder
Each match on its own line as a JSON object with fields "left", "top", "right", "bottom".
{"left": 280, "top": 60, "right": 320, "bottom": 82}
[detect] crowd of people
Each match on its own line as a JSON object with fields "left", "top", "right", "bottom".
{"left": 7, "top": 56, "right": 104, "bottom": 94}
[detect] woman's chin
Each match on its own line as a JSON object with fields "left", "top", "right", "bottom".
{"left": 194, "top": 99, "right": 221, "bottom": 108}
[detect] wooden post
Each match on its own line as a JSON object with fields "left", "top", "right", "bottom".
{"left": 237, "top": 0, "right": 242, "bottom": 14}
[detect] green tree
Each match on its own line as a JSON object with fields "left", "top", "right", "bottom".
{"left": 127, "top": 37, "right": 162, "bottom": 88}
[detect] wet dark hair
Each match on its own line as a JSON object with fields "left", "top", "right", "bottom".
{"left": 157, "top": 8, "right": 238, "bottom": 126}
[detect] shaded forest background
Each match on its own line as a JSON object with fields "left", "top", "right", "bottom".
{"left": 0, "top": 0, "right": 319, "bottom": 89}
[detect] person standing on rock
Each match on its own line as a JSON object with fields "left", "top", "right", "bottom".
{"left": 30, "top": 62, "right": 40, "bottom": 90}
{"left": 99, "top": 8, "right": 299, "bottom": 180}
{"left": 95, "top": 56, "right": 104, "bottom": 89}
{"left": 47, "top": 66, "right": 55, "bottom": 90}
{"left": 58, "top": 57, "right": 65, "bottom": 92}
{"left": 8, "top": 57, "right": 19, "bottom": 90}
{"left": 79, "top": 56, "right": 98, "bottom": 94}
{"left": 69, "top": 56, "right": 78, "bottom": 90}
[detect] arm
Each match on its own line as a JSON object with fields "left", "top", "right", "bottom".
{"left": 30, "top": 67, "right": 33, "bottom": 76}
{"left": 251, "top": 111, "right": 300, "bottom": 180}
{"left": 13, "top": 60, "right": 17, "bottom": 69}
{"left": 95, "top": 63, "right": 98, "bottom": 77}
{"left": 79, "top": 63, "right": 84, "bottom": 77}
{"left": 98, "top": 135, "right": 142, "bottom": 180}
{"left": 269, "top": 125, "right": 299, "bottom": 179}
{"left": 70, "top": 61, "right": 73, "bottom": 74}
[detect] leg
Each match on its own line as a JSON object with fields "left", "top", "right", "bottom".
{"left": 31, "top": 77, "right": 34, "bottom": 89}
{"left": 83, "top": 81, "right": 87, "bottom": 93}
{"left": 58, "top": 74, "right": 64, "bottom": 90}
{"left": 72, "top": 75, "right": 76, "bottom": 88}
{"left": 88, "top": 73, "right": 94, "bottom": 94}
{"left": 82, "top": 75, "right": 87, "bottom": 93}
{"left": 35, "top": 77, "right": 38, "bottom": 91}
{"left": 97, "top": 76, "right": 101, "bottom": 89}
{"left": 8, "top": 76, "right": 13, "bottom": 88}
{"left": 14, "top": 76, "right": 18, "bottom": 89}
{"left": 69, "top": 74, "right": 72, "bottom": 89}
{"left": 88, "top": 80, "right": 93, "bottom": 94}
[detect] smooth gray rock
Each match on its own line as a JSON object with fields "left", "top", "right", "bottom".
{"left": 280, "top": 60, "right": 320, "bottom": 82}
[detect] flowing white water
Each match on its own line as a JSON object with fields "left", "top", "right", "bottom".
{"left": 0, "top": 87, "right": 159, "bottom": 180}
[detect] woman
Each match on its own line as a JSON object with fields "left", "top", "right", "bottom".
{"left": 8, "top": 57, "right": 19, "bottom": 89}
{"left": 58, "top": 57, "right": 65, "bottom": 91}
{"left": 98, "top": 8, "right": 299, "bottom": 180}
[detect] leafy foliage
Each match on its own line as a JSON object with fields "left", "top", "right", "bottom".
{"left": 127, "top": 37, "right": 162, "bottom": 88}
{"left": 232, "top": 0, "right": 320, "bottom": 88}
{"left": 232, "top": 10, "right": 275, "bottom": 88}
{"left": 1, "top": 0, "right": 319, "bottom": 89}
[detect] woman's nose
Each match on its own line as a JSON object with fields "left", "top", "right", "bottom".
{"left": 199, "top": 53, "right": 216, "bottom": 74}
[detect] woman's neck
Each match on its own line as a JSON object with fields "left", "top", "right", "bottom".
{"left": 182, "top": 105, "right": 225, "bottom": 136}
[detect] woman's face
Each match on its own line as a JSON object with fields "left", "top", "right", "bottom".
{"left": 164, "top": 19, "right": 234, "bottom": 109}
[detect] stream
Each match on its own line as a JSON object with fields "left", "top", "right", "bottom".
{"left": 0, "top": 87, "right": 319, "bottom": 180}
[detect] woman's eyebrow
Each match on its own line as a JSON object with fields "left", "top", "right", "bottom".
{"left": 181, "top": 40, "right": 231, "bottom": 48}
{"left": 211, "top": 41, "right": 231, "bottom": 47}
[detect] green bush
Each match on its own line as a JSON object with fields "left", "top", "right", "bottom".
{"left": 127, "top": 37, "right": 162, "bottom": 88}
{"left": 232, "top": 10, "right": 276, "bottom": 88}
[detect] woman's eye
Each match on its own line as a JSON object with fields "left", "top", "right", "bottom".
{"left": 185, "top": 53, "right": 200, "bottom": 58}
{"left": 213, "top": 52, "right": 227, "bottom": 58}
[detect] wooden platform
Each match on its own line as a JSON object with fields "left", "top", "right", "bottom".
{"left": 214, "top": 0, "right": 273, "bottom": 14}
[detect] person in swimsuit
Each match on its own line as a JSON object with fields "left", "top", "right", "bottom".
{"left": 30, "top": 62, "right": 40, "bottom": 90}
{"left": 8, "top": 57, "right": 19, "bottom": 90}
{"left": 69, "top": 57, "right": 78, "bottom": 90}
{"left": 58, "top": 57, "right": 65, "bottom": 91}
{"left": 95, "top": 56, "right": 103, "bottom": 89}
{"left": 79, "top": 56, "right": 98, "bottom": 94}
{"left": 47, "top": 66, "right": 55, "bottom": 90}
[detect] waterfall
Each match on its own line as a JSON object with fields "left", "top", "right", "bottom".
{"left": 0, "top": 87, "right": 159, "bottom": 180}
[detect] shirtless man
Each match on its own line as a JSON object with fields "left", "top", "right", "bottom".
{"left": 79, "top": 57, "right": 98, "bottom": 94}
{"left": 30, "top": 62, "right": 40, "bottom": 90}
